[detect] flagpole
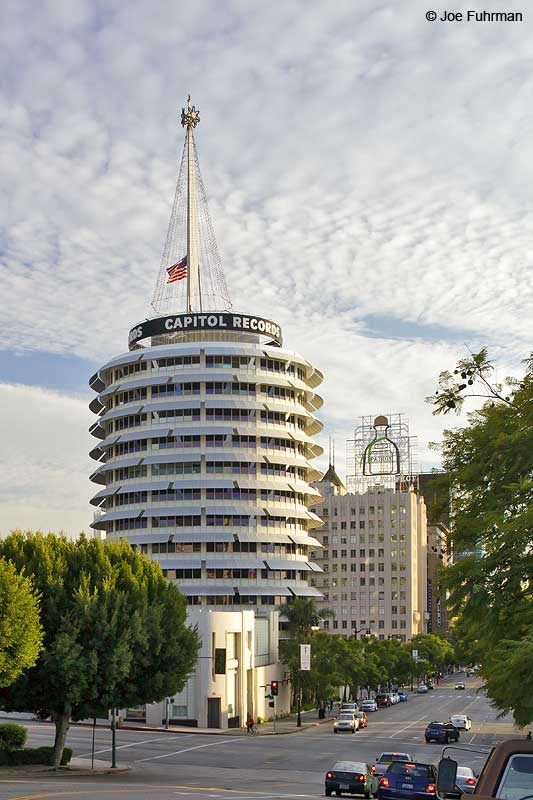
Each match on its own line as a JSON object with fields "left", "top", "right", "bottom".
{"left": 181, "top": 95, "right": 200, "bottom": 314}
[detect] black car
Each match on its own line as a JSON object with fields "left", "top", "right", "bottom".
{"left": 325, "top": 760, "right": 377, "bottom": 797}
{"left": 424, "top": 721, "right": 460, "bottom": 743}
{"left": 376, "top": 693, "right": 392, "bottom": 708}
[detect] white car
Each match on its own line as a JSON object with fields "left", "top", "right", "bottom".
{"left": 360, "top": 699, "right": 378, "bottom": 712}
{"left": 333, "top": 713, "right": 359, "bottom": 733}
{"left": 417, "top": 685, "right": 429, "bottom": 694}
{"left": 340, "top": 702, "right": 358, "bottom": 714}
{"left": 450, "top": 714, "right": 472, "bottom": 731}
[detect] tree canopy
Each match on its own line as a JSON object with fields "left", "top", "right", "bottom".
{"left": 278, "top": 601, "right": 457, "bottom": 706}
{"left": 429, "top": 351, "right": 533, "bottom": 726}
{"left": 0, "top": 532, "right": 200, "bottom": 766}
{"left": 0, "top": 558, "right": 43, "bottom": 688}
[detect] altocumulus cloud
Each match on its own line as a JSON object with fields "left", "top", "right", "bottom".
{"left": 0, "top": 0, "right": 531, "bottom": 532}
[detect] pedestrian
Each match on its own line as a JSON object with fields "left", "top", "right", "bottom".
{"left": 527, "top": 731, "right": 532, "bottom": 741}
{"left": 246, "top": 714, "right": 255, "bottom": 734}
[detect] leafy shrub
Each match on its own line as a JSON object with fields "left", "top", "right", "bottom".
{"left": 0, "top": 723, "right": 27, "bottom": 751}
{"left": 0, "top": 746, "right": 72, "bottom": 766}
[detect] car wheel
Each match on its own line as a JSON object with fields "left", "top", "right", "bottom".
{"left": 325, "top": 791, "right": 332, "bottom": 797}
{"left": 445, "top": 735, "right": 450, "bottom": 744}
{"left": 425, "top": 738, "right": 430, "bottom": 743}
{"left": 334, "top": 729, "right": 338, "bottom": 733}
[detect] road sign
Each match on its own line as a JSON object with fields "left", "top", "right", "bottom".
{"left": 412, "top": 649, "right": 418, "bottom": 659}
{"left": 300, "top": 643, "right": 311, "bottom": 671}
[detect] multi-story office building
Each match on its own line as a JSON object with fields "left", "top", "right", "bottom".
{"left": 426, "top": 523, "right": 449, "bottom": 635}
{"left": 310, "top": 469, "right": 427, "bottom": 640}
{"left": 88, "top": 98, "right": 324, "bottom": 728}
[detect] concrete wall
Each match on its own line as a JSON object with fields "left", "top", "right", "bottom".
{"left": 143, "top": 608, "right": 289, "bottom": 729}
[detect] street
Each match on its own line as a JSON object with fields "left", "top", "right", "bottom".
{"left": 0, "top": 679, "right": 521, "bottom": 800}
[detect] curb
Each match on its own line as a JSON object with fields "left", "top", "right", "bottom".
{"left": 63, "top": 714, "right": 333, "bottom": 737}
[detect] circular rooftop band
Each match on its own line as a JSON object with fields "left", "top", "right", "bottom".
{"left": 129, "top": 312, "right": 283, "bottom": 350}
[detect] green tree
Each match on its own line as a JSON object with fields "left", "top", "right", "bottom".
{"left": 0, "top": 559, "right": 43, "bottom": 687}
{"left": 410, "top": 633, "right": 454, "bottom": 671}
{"left": 279, "top": 599, "right": 331, "bottom": 708}
{"left": 0, "top": 532, "right": 200, "bottom": 767}
{"left": 428, "top": 351, "right": 533, "bottom": 726}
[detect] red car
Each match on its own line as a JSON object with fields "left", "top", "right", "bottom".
{"left": 355, "top": 711, "right": 368, "bottom": 728}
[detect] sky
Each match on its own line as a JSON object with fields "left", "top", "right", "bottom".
{"left": 1, "top": 0, "right": 532, "bottom": 536}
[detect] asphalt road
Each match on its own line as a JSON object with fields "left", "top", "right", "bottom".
{"left": 0, "top": 678, "right": 520, "bottom": 800}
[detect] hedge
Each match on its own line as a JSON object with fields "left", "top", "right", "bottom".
{"left": 0, "top": 723, "right": 27, "bottom": 751}
{"left": 0, "top": 746, "right": 72, "bottom": 766}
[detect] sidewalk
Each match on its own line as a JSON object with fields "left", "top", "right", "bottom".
{"left": 69, "top": 707, "right": 333, "bottom": 737}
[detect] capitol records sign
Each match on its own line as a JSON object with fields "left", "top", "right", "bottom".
{"left": 129, "top": 313, "right": 283, "bottom": 349}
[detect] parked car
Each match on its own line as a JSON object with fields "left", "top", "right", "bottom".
{"left": 398, "top": 693, "right": 408, "bottom": 702}
{"left": 361, "top": 699, "right": 378, "bottom": 712}
{"left": 355, "top": 711, "right": 368, "bottom": 728}
{"left": 377, "top": 760, "right": 437, "bottom": 800}
{"left": 425, "top": 721, "right": 460, "bottom": 744}
{"left": 455, "top": 683, "right": 465, "bottom": 690}
{"left": 449, "top": 714, "right": 472, "bottom": 731}
{"left": 334, "top": 713, "right": 360, "bottom": 734}
{"left": 376, "top": 693, "right": 392, "bottom": 708}
{"left": 391, "top": 693, "right": 400, "bottom": 704}
{"left": 417, "top": 685, "right": 429, "bottom": 694}
{"left": 454, "top": 766, "right": 477, "bottom": 793}
{"left": 325, "top": 760, "right": 377, "bottom": 797}
{"left": 340, "top": 702, "right": 359, "bottom": 713}
{"left": 371, "top": 753, "right": 413, "bottom": 779}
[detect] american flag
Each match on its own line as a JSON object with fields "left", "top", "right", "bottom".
{"left": 166, "top": 256, "right": 188, "bottom": 283}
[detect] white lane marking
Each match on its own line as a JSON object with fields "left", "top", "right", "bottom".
{"left": 135, "top": 737, "right": 239, "bottom": 762}
{"left": 77, "top": 733, "right": 192, "bottom": 758}
{"left": 390, "top": 713, "right": 429, "bottom": 738}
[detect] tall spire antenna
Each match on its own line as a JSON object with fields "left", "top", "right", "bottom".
{"left": 182, "top": 95, "right": 200, "bottom": 313}
{"left": 150, "top": 96, "right": 232, "bottom": 316}
{"left": 332, "top": 439, "right": 336, "bottom": 468}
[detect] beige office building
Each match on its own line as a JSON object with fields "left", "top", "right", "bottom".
{"left": 309, "top": 467, "right": 428, "bottom": 640}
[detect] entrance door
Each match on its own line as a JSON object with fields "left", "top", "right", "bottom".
{"left": 207, "top": 697, "right": 221, "bottom": 728}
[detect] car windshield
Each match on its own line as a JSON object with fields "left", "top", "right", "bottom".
{"left": 388, "top": 763, "right": 433, "bottom": 778}
{"left": 456, "top": 767, "right": 475, "bottom": 778}
{"left": 380, "top": 754, "right": 410, "bottom": 763}
{"left": 334, "top": 762, "right": 366, "bottom": 773}
{"left": 338, "top": 714, "right": 354, "bottom": 720}
{"left": 497, "top": 754, "right": 533, "bottom": 800}
{"left": 356, "top": 712, "right": 364, "bottom": 718}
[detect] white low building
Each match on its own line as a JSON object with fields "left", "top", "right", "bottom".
{"left": 127, "top": 609, "right": 289, "bottom": 728}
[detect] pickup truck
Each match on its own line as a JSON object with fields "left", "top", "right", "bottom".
{"left": 437, "top": 739, "right": 533, "bottom": 799}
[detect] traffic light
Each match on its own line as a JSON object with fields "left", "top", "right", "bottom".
{"left": 271, "top": 680, "right": 279, "bottom": 696}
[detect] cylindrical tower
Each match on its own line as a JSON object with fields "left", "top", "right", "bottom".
{"left": 88, "top": 98, "right": 325, "bottom": 610}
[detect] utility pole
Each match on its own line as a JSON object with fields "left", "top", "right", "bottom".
{"left": 296, "top": 624, "right": 302, "bottom": 727}
{"left": 110, "top": 708, "right": 117, "bottom": 769}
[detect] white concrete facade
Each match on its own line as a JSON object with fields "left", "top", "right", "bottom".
{"left": 139, "top": 609, "right": 289, "bottom": 728}
{"left": 310, "top": 482, "right": 428, "bottom": 640}
{"left": 89, "top": 329, "right": 324, "bottom": 609}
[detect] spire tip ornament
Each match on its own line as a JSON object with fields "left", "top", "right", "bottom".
{"left": 181, "top": 95, "right": 200, "bottom": 129}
